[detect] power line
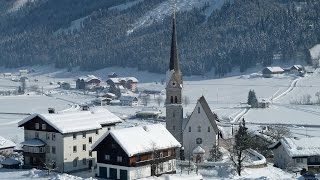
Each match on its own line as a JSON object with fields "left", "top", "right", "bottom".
{"left": 184, "top": 83, "right": 320, "bottom": 88}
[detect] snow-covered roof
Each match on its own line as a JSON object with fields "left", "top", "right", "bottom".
{"left": 309, "top": 44, "right": 320, "bottom": 59}
{"left": 291, "top": 65, "right": 303, "bottom": 70}
{"left": 136, "top": 107, "right": 161, "bottom": 115}
{"left": 0, "top": 136, "right": 16, "bottom": 150}
{"left": 270, "top": 137, "right": 320, "bottom": 158}
{"left": 264, "top": 67, "right": 284, "bottom": 73}
{"left": 21, "top": 139, "right": 46, "bottom": 147}
{"left": 78, "top": 75, "right": 100, "bottom": 82}
{"left": 92, "top": 124, "right": 181, "bottom": 157}
{"left": 193, "top": 146, "right": 205, "bottom": 154}
{"left": 18, "top": 107, "right": 122, "bottom": 134}
{"left": 108, "top": 77, "right": 138, "bottom": 83}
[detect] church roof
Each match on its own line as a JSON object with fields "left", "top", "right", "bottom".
{"left": 169, "top": 13, "right": 179, "bottom": 72}
{"left": 184, "top": 96, "right": 219, "bottom": 133}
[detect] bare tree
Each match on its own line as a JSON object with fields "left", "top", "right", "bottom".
{"left": 155, "top": 95, "right": 163, "bottom": 107}
{"left": 315, "top": 92, "right": 320, "bottom": 104}
{"left": 29, "top": 85, "right": 39, "bottom": 92}
{"left": 267, "top": 125, "right": 291, "bottom": 141}
{"left": 228, "top": 119, "right": 251, "bottom": 176}
{"left": 183, "top": 96, "right": 190, "bottom": 107}
{"left": 43, "top": 160, "right": 57, "bottom": 175}
{"left": 141, "top": 94, "right": 151, "bottom": 106}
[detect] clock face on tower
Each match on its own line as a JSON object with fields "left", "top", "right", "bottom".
{"left": 171, "top": 81, "right": 177, "bottom": 87}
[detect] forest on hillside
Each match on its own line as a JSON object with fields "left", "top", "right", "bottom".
{"left": 0, "top": 0, "right": 319, "bottom": 76}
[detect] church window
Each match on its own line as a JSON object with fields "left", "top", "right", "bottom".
{"left": 197, "top": 126, "right": 201, "bottom": 132}
{"left": 175, "top": 96, "right": 178, "bottom": 103}
{"left": 208, "top": 127, "right": 210, "bottom": 132}
{"left": 198, "top": 107, "right": 200, "bottom": 113}
{"left": 173, "top": 112, "right": 175, "bottom": 117}
{"left": 173, "top": 126, "right": 176, "bottom": 130}
{"left": 189, "top": 126, "right": 191, "bottom": 132}
{"left": 171, "top": 96, "right": 174, "bottom": 103}
{"left": 196, "top": 138, "right": 202, "bottom": 144}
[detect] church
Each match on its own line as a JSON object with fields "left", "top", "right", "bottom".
{"left": 165, "top": 12, "right": 220, "bottom": 160}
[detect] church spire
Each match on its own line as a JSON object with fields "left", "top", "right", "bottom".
{"left": 169, "top": 6, "right": 180, "bottom": 73}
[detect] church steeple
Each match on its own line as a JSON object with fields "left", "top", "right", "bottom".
{"left": 169, "top": 10, "right": 180, "bottom": 73}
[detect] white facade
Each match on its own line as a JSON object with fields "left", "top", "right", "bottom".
{"left": 24, "top": 126, "right": 114, "bottom": 172}
{"left": 183, "top": 97, "right": 218, "bottom": 160}
{"left": 96, "top": 159, "right": 176, "bottom": 180}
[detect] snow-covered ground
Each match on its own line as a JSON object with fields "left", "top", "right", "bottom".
{"left": 0, "top": 65, "right": 320, "bottom": 179}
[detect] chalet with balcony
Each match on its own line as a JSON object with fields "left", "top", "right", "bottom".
{"left": 270, "top": 137, "right": 320, "bottom": 173}
{"left": 18, "top": 106, "right": 122, "bottom": 172}
{"left": 92, "top": 124, "right": 181, "bottom": 180}
{"left": 76, "top": 75, "right": 101, "bottom": 90}
{"left": 107, "top": 77, "right": 138, "bottom": 92}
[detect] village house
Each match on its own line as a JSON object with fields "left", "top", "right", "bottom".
{"left": 92, "top": 124, "right": 181, "bottom": 180}
{"left": 3, "top": 73, "right": 12, "bottom": 78}
{"left": 107, "top": 77, "right": 138, "bottom": 92}
{"left": 135, "top": 107, "right": 162, "bottom": 119}
{"left": 290, "top": 65, "right": 305, "bottom": 76}
{"left": 119, "top": 96, "right": 138, "bottom": 106}
{"left": 183, "top": 96, "right": 220, "bottom": 159}
{"left": 19, "top": 69, "right": 28, "bottom": 76}
{"left": 0, "top": 136, "right": 16, "bottom": 156}
{"left": 76, "top": 75, "right": 101, "bottom": 90}
{"left": 270, "top": 137, "right": 320, "bottom": 173}
{"left": 18, "top": 106, "right": 122, "bottom": 173}
{"left": 108, "top": 72, "right": 118, "bottom": 78}
{"left": 262, "top": 67, "right": 284, "bottom": 78}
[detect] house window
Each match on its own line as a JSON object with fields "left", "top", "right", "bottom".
{"left": 35, "top": 123, "right": 39, "bottom": 129}
{"left": 46, "top": 133, "right": 50, "bottom": 140}
{"left": 160, "top": 152, "right": 163, "bottom": 158}
{"left": 160, "top": 163, "right": 163, "bottom": 172}
{"left": 296, "top": 158, "right": 303, "bottom": 163}
{"left": 198, "top": 126, "right": 201, "bottom": 132}
{"left": 52, "top": 133, "right": 56, "bottom": 141}
{"left": 208, "top": 127, "right": 210, "bottom": 132}
{"left": 189, "top": 126, "right": 191, "bottom": 132}
{"left": 173, "top": 126, "right": 176, "bottom": 130}
{"left": 89, "top": 151, "right": 92, "bottom": 157}
{"left": 111, "top": 143, "right": 116, "bottom": 148}
{"left": 35, "top": 132, "right": 39, "bottom": 138}
{"left": 42, "top": 124, "right": 46, "bottom": 130}
{"left": 175, "top": 96, "right": 178, "bottom": 103}
{"left": 82, "top": 132, "right": 86, "bottom": 138}
{"left": 108, "top": 127, "right": 111, "bottom": 131}
{"left": 83, "top": 144, "right": 86, "bottom": 151}
{"left": 46, "top": 146, "right": 50, "bottom": 153}
{"left": 73, "top": 146, "right": 77, "bottom": 153}
{"left": 105, "top": 155, "right": 110, "bottom": 160}
{"left": 52, "top": 146, "right": 56, "bottom": 154}
{"left": 198, "top": 107, "right": 200, "bottom": 113}
{"left": 89, "top": 137, "right": 92, "bottom": 144}
{"left": 117, "top": 156, "right": 122, "bottom": 162}
{"left": 168, "top": 163, "right": 172, "bottom": 171}
{"left": 73, "top": 133, "right": 77, "bottom": 140}
{"left": 171, "top": 96, "right": 173, "bottom": 103}
{"left": 73, "top": 159, "right": 77, "bottom": 167}
{"left": 95, "top": 130, "right": 99, "bottom": 135}
{"left": 83, "top": 158, "right": 87, "bottom": 165}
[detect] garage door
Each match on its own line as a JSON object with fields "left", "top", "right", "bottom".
{"left": 110, "top": 168, "right": 117, "bottom": 179}
{"left": 99, "top": 167, "right": 107, "bottom": 178}
{"left": 120, "top": 169, "right": 128, "bottom": 180}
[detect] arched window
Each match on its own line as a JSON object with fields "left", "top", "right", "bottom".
{"left": 198, "top": 107, "right": 200, "bottom": 113}
{"left": 175, "top": 96, "right": 178, "bottom": 103}
{"left": 208, "top": 127, "right": 210, "bottom": 132}
{"left": 197, "top": 126, "right": 201, "bottom": 132}
{"left": 173, "top": 112, "right": 175, "bottom": 118}
{"left": 170, "top": 96, "right": 173, "bottom": 103}
{"left": 189, "top": 126, "right": 191, "bottom": 132}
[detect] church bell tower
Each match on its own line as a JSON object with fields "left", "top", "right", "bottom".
{"left": 165, "top": 10, "right": 183, "bottom": 144}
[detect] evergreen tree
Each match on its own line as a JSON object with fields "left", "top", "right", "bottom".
{"left": 229, "top": 118, "right": 251, "bottom": 176}
{"left": 208, "top": 144, "right": 222, "bottom": 162}
{"left": 247, "top": 90, "right": 258, "bottom": 108}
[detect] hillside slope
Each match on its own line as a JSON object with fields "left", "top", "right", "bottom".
{"left": 0, "top": 0, "right": 319, "bottom": 75}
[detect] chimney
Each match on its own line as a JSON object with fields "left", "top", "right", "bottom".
{"left": 48, "top": 108, "right": 55, "bottom": 114}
